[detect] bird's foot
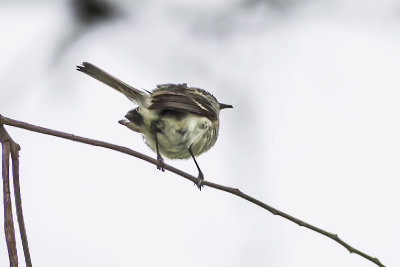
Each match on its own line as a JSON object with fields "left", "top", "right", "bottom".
{"left": 157, "top": 154, "right": 165, "bottom": 172}
{"left": 195, "top": 171, "right": 204, "bottom": 191}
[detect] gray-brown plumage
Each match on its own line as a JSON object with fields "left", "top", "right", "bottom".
{"left": 77, "top": 62, "right": 232, "bottom": 189}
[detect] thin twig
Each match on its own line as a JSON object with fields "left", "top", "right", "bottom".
{"left": 0, "top": 114, "right": 385, "bottom": 267}
{"left": 1, "top": 126, "right": 18, "bottom": 267}
{"left": 11, "top": 142, "right": 32, "bottom": 267}
{"left": 1, "top": 124, "right": 32, "bottom": 266}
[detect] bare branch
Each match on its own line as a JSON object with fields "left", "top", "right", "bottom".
{"left": 1, "top": 124, "right": 32, "bottom": 267}
{"left": 11, "top": 142, "right": 32, "bottom": 267}
{"left": 0, "top": 114, "right": 385, "bottom": 267}
{"left": 1, "top": 126, "right": 18, "bottom": 267}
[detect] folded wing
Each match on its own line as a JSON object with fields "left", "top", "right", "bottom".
{"left": 148, "top": 84, "right": 218, "bottom": 120}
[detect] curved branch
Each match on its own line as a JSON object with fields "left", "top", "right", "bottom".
{"left": 1, "top": 127, "right": 18, "bottom": 267}
{"left": 1, "top": 124, "right": 32, "bottom": 266}
{"left": 0, "top": 114, "right": 385, "bottom": 267}
{"left": 11, "top": 142, "right": 32, "bottom": 267}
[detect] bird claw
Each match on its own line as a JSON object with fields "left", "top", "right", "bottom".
{"left": 157, "top": 155, "right": 165, "bottom": 172}
{"left": 195, "top": 171, "right": 204, "bottom": 190}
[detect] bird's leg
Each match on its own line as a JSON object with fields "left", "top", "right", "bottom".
{"left": 189, "top": 146, "right": 204, "bottom": 190}
{"left": 151, "top": 120, "right": 164, "bottom": 172}
{"left": 155, "top": 132, "right": 164, "bottom": 171}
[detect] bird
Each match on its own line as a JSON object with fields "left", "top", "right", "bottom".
{"left": 76, "top": 62, "right": 233, "bottom": 189}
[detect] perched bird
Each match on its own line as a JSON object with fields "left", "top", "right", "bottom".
{"left": 77, "top": 62, "right": 233, "bottom": 189}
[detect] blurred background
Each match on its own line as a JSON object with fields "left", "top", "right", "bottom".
{"left": 1, "top": 0, "right": 399, "bottom": 266}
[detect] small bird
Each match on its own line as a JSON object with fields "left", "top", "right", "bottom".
{"left": 77, "top": 62, "right": 233, "bottom": 189}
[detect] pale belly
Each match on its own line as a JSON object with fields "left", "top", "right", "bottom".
{"left": 141, "top": 115, "right": 219, "bottom": 159}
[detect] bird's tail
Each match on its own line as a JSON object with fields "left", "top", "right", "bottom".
{"left": 77, "top": 62, "right": 148, "bottom": 104}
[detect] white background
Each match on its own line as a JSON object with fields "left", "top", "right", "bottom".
{"left": 1, "top": 0, "right": 399, "bottom": 266}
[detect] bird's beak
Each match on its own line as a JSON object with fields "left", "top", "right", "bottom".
{"left": 219, "top": 103, "right": 233, "bottom": 110}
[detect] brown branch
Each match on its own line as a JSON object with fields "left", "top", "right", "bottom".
{"left": 1, "top": 126, "right": 18, "bottom": 267}
{"left": 11, "top": 143, "right": 32, "bottom": 267}
{"left": 0, "top": 114, "right": 385, "bottom": 267}
{"left": 1, "top": 125, "right": 32, "bottom": 267}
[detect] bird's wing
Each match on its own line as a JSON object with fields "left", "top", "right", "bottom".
{"left": 77, "top": 62, "right": 148, "bottom": 104}
{"left": 148, "top": 84, "right": 217, "bottom": 120}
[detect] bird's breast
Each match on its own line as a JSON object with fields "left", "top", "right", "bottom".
{"left": 142, "top": 114, "right": 219, "bottom": 159}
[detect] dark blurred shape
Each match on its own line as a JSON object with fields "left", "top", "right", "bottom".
{"left": 52, "top": 0, "right": 123, "bottom": 63}
{"left": 70, "top": 0, "right": 120, "bottom": 26}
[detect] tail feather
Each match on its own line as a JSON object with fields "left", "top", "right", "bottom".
{"left": 77, "top": 62, "right": 147, "bottom": 104}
